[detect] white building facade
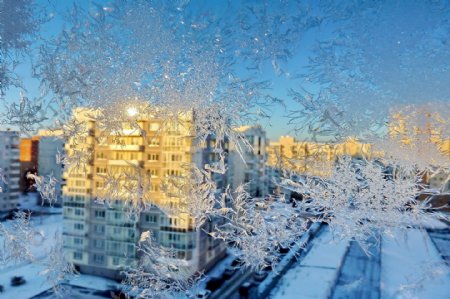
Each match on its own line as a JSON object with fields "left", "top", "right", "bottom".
{"left": 229, "top": 125, "right": 268, "bottom": 198}
{"left": 38, "top": 132, "right": 65, "bottom": 206}
{"left": 0, "top": 131, "right": 21, "bottom": 213}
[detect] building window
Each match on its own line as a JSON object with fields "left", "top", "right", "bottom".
{"left": 169, "top": 217, "right": 178, "bottom": 226}
{"left": 94, "top": 210, "right": 105, "bottom": 218}
{"left": 74, "top": 238, "right": 83, "bottom": 245}
{"left": 94, "top": 239, "right": 104, "bottom": 249}
{"left": 74, "top": 209, "right": 84, "bottom": 216}
{"left": 170, "top": 154, "right": 182, "bottom": 162}
{"left": 149, "top": 138, "right": 160, "bottom": 146}
{"left": 95, "top": 224, "right": 105, "bottom": 234}
{"left": 74, "top": 223, "right": 84, "bottom": 230}
{"left": 149, "top": 123, "right": 160, "bottom": 131}
{"left": 147, "top": 169, "right": 158, "bottom": 177}
{"left": 114, "top": 212, "right": 121, "bottom": 220}
{"left": 110, "top": 242, "right": 119, "bottom": 251}
{"left": 112, "top": 257, "right": 120, "bottom": 266}
{"left": 177, "top": 251, "right": 186, "bottom": 259}
{"left": 166, "top": 169, "right": 180, "bottom": 176}
{"left": 148, "top": 154, "right": 159, "bottom": 161}
{"left": 145, "top": 214, "right": 157, "bottom": 223}
{"left": 73, "top": 252, "right": 83, "bottom": 260}
{"left": 93, "top": 254, "right": 104, "bottom": 264}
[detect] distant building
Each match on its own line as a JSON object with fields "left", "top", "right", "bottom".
{"left": 63, "top": 108, "right": 226, "bottom": 280}
{"left": 428, "top": 170, "right": 450, "bottom": 192}
{"left": 266, "top": 136, "right": 373, "bottom": 193}
{"left": 388, "top": 106, "right": 450, "bottom": 158}
{"left": 229, "top": 125, "right": 268, "bottom": 197}
{"left": 19, "top": 136, "right": 39, "bottom": 192}
{"left": 267, "top": 136, "right": 372, "bottom": 175}
{"left": 440, "top": 140, "right": 450, "bottom": 156}
{"left": 37, "top": 130, "right": 65, "bottom": 206}
{"left": 424, "top": 169, "right": 450, "bottom": 213}
{"left": 0, "top": 131, "right": 20, "bottom": 213}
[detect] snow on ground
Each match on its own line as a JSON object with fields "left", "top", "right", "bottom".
{"left": 1, "top": 211, "right": 118, "bottom": 299}
{"left": 0, "top": 263, "right": 51, "bottom": 299}
{"left": 381, "top": 228, "right": 450, "bottom": 299}
{"left": 270, "top": 226, "right": 350, "bottom": 299}
{"left": 20, "top": 193, "right": 62, "bottom": 215}
{"left": 0, "top": 262, "right": 118, "bottom": 299}
{"left": 0, "top": 213, "right": 63, "bottom": 272}
{"left": 0, "top": 213, "right": 63, "bottom": 298}
{"left": 66, "top": 274, "right": 119, "bottom": 291}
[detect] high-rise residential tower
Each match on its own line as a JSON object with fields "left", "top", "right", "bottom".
{"left": 19, "top": 136, "right": 39, "bottom": 192}
{"left": 62, "top": 108, "right": 226, "bottom": 280}
{"left": 0, "top": 131, "right": 20, "bottom": 213}
{"left": 37, "top": 130, "right": 65, "bottom": 206}
{"left": 228, "top": 125, "right": 268, "bottom": 198}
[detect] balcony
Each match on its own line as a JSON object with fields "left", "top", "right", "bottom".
{"left": 10, "top": 161, "right": 20, "bottom": 168}
{"left": 108, "top": 160, "right": 143, "bottom": 167}
{"left": 107, "top": 235, "right": 136, "bottom": 243}
{"left": 110, "top": 129, "right": 142, "bottom": 136}
{"left": 109, "top": 144, "right": 144, "bottom": 151}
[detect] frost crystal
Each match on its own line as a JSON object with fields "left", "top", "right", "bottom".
{"left": 0, "top": 1, "right": 448, "bottom": 298}
{"left": 39, "top": 232, "right": 78, "bottom": 297}
{"left": 27, "top": 173, "right": 59, "bottom": 206}
{"left": 122, "top": 231, "right": 203, "bottom": 298}
{"left": 280, "top": 157, "right": 448, "bottom": 252}
{"left": 0, "top": 211, "right": 44, "bottom": 264}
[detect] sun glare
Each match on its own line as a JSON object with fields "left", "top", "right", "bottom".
{"left": 127, "top": 107, "right": 138, "bottom": 117}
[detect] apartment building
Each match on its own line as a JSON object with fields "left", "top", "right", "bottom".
{"left": 266, "top": 136, "right": 374, "bottom": 193}
{"left": 62, "top": 108, "right": 226, "bottom": 280}
{"left": 266, "top": 136, "right": 336, "bottom": 178}
{"left": 19, "top": 136, "right": 39, "bottom": 192}
{"left": 389, "top": 107, "right": 450, "bottom": 157}
{"left": 0, "top": 131, "right": 21, "bottom": 213}
{"left": 37, "top": 130, "right": 65, "bottom": 206}
{"left": 228, "top": 125, "right": 268, "bottom": 197}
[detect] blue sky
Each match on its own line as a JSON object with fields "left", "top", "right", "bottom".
{"left": 3, "top": 1, "right": 448, "bottom": 142}
{"left": 2, "top": 0, "right": 321, "bottom": 141}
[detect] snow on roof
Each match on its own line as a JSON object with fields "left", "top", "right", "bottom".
{"left": 270, "top": 224, "right": 450, "bottom": 299}
{"left": 381, "top": 228, "right": 450, "bottom": 298}
{"left": 270, "top": 227, "right": 350, "bottom": 299}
